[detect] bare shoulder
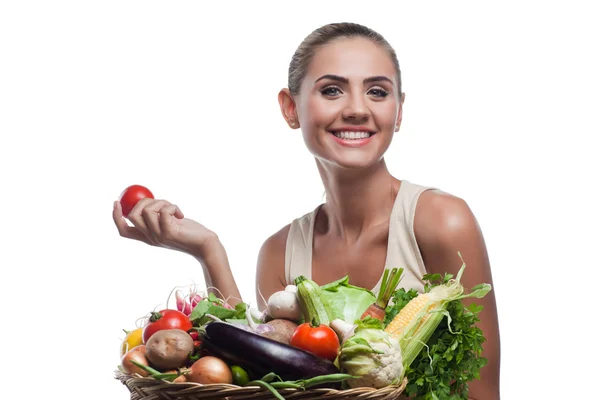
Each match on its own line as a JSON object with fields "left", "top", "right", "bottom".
{"left": 255, "top": 223, "right": 291, "bottom": 309}
{"left": 413, "top": 188, "right": 491, "bottom": 279}
{"left": 257, "top": 224, "right": 290, "bottom": 270}
{"left": 414, "top": 189, "right": 482, "bottom": 254}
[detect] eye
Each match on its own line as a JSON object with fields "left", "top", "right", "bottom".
{"left": 320, "top": 86, "right": 343, "bottom": 97}
{"left": 368, "top": 87, "right": 389, "bottom": 98}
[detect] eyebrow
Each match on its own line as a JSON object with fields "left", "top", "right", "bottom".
{"left": 314, "top": 74, "right": 394, "bottom": 85}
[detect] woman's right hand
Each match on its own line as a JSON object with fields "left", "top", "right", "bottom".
{"left": 112, "top": 198, "right": 217, "bottom": 257}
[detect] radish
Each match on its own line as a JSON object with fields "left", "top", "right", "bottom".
{"left": 173, "top": 287, "right": 209, "bottom": 316}
{"left": 175, "top": 290, "right": 194, "bottom": 316}
{"left": 169, "top": 285, "right": 235, "bottom": 317}
{"left": 189, "top": 293, "right": 203, "bottom": 308}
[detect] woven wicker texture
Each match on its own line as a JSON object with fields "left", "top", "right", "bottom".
{"left": 115, "top": 371, "right": 408, "bottom": 400}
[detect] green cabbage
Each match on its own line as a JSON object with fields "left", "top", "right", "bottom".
{"left": 320, "top": 276, "right": 376, "bottom": 324}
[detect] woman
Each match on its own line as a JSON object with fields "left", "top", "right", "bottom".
{"left": 113, "top": 22, "right": 500, "bottom": 399}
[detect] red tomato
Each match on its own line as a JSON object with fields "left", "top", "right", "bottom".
{"left": 142, "top": 309, "right": 192, "bottom": 343}
{"left": 118, "top": 184, "right": 154, "bottom": 217}
{"left": 289, "top": 322, "right": 340, "bottom": 361}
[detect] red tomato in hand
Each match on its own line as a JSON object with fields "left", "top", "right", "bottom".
{"left": 118, "top": 184, "right": 154, "bottom": 217}
{"left": 290, "top": 322, "right": 340, "bottom": 361}
{"left": 142, "top": 309, "right": 193, "bottom": 343}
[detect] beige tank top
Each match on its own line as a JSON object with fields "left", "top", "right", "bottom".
{"left": 284, "top": 180, "right": 434, "bottom": 296}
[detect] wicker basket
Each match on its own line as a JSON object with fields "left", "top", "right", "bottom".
{"left": 115, "top": 370, "right": 408, "bottom": 400}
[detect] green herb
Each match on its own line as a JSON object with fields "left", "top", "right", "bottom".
{"left": 386, "top": 273, "right": 488, "bottom": 399}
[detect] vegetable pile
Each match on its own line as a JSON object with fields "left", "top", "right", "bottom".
{"left": 117, "top": 254, "right": 491, "bottom": 399}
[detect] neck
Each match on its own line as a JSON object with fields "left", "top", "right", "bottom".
{"left": 315, "top": 159, "right": 400, "bottom": 241}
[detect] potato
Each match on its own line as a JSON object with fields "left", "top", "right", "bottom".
{"left": 260, "top": 330, "right": 291, "bottom": 344}
{"left": 265, "top": 319, "right": 299, "bottom": 343}
{"left": 145, "top": 329, "right": 194, "bottom": 370}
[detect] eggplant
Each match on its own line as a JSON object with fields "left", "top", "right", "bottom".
{"left": 200, "top": 321, "right": 340, "bottom": 381}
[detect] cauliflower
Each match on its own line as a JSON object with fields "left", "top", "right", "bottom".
{"left": 336, "top": 319, "right": 404, "bottom": 389}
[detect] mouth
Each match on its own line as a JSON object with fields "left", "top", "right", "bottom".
{"left": 328, "top": 130, "right": 375, "bottom": 140}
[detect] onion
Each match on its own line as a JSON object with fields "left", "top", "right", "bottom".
{"left": 121, "top": 345, "right": 150, "bottom": 377}
{"left": 245, "top": 305, "right": 276, "bottom": 335}
{"left": 184, "top": 356, "right": 233, "bottom": 384}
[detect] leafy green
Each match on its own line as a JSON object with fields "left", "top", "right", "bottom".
{"left": 189, "top": 293, "right": 248, "bottom": 326}
{"left": 386, "top": 273, "right": 488, "bottom": 399}
{"left": 356, "top": 316, "right": 385, "bottom": 331}
{"left": 320, "top": 276, "right": 376, "bottom": 324}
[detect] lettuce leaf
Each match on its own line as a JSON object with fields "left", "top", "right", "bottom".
{"left": 320, "top": 276, "right": 376, "bottom": 324}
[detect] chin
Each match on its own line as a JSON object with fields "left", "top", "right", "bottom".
{"left": 322, "top": 153, "right": 384, "bottom": 170}
{"left": 307, "top": 133, "right": 392, "bottom": 171}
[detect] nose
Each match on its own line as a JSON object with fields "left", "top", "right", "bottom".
{"left": 341, "top": 92, "right": 370, "bottom": 122}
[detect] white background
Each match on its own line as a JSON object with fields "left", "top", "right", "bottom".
{"left": 1, "top": 1, "right": 598, "bottom": 399}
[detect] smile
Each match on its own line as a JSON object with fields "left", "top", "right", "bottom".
{"left": 329, "top": 131, "right": 375, "bottom": 140}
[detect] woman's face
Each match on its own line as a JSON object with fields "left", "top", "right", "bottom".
{"left": 295, "top": 37, "right": 404, "bottom": 170}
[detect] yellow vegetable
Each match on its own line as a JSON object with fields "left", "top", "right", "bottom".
{"left": 120, "top": 327, "right": 143, "bottom": 357}
{"left": 384, "top": 293, "right": 434, "bottom": 340}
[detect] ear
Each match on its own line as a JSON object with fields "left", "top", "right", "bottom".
{"left": 278, "top": 88, "right": 299, "bottom": 129}
{"left": 395, "top": 92, "right": 406, "bottom": 132}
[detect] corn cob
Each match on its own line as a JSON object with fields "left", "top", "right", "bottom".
{"left": 385, "top": 292, "right": 434, "bottom": 339}
{"left": 385, "top": 292, "right": 448, "bottom": 371}
{"left": 384, "top": 254, "right": 491, "bottom": 371}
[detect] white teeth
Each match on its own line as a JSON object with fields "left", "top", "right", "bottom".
{"left": 333, "top": 131, "right": 371, "bottom": 140}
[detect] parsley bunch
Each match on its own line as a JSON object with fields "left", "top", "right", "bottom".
{"left": 385, "top": 273, "right": 488, "bottom": 400}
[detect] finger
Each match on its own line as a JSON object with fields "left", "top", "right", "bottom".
{"left": 142, "top": 200, "right": 173, "bottom": 241}
{"left": 158, "top": 204, "right": 181, "bottom": 238}
{"left": 113, "top": 201, "right": 153, "bottom": 244}
{"left": 126, "top": 197, "right": 156, "bottom": 240}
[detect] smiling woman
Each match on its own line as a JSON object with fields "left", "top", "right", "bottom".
{"left": 113, "top": 22, "right": 501, "bottom": 399}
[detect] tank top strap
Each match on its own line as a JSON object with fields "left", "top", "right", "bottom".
{"left": 371, "top": 180, "right": 435, "bottom": 295}
{"left": 284, "top": 205, "right": 320, "bottom": 285}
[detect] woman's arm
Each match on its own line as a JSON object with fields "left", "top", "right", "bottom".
{"left": 414, "top": 190, "right": 501, "bottom": 400}
{"left": 192, "top": 234, "right": 243, "bottom": 304}
{"left": 113, "top": 198, "right": 243, "bottom": 304}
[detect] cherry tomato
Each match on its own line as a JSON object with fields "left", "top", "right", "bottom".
{"left": 142, "top": 309, "right": 192, "bottom": 344}
{"left": 118, "top": 184, "right": 154, "bottom": 217}
{"left": 289, "top": 322, "right": 340, "bottom": 361}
